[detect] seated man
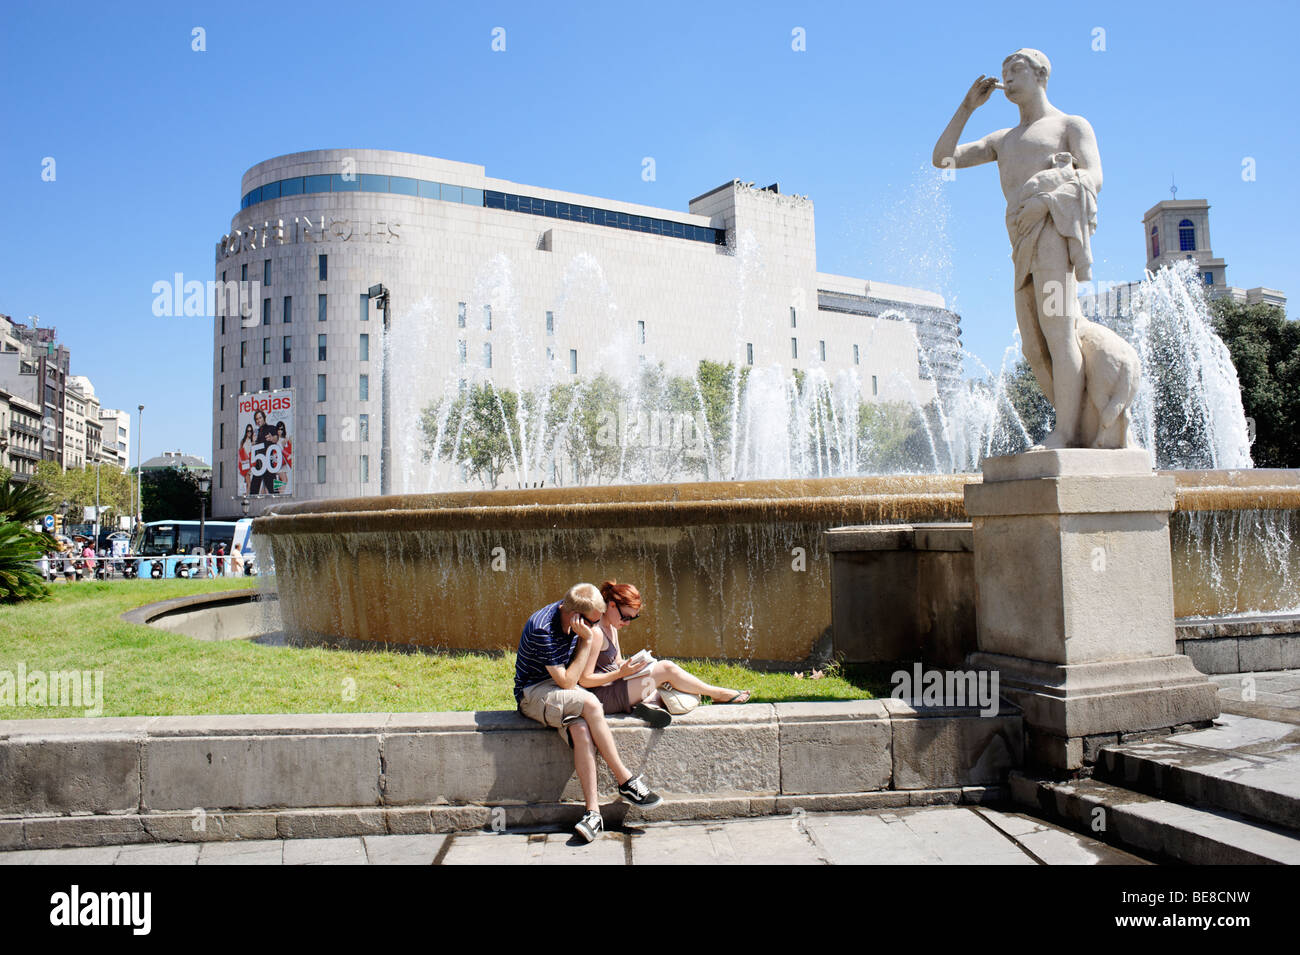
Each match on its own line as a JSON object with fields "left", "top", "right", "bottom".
{"left": 514, "top": 582, "right": 663, "bottom": 843}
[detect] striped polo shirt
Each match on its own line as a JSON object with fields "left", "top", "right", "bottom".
{"left": 513, "top": 601, "right": 578, "bottom": 703}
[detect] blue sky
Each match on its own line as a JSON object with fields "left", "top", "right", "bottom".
{"left": 2, "top": 0, "right": 1295, "bottom": 463}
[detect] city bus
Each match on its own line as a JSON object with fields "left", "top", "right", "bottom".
{"left": 124, "top": 519, "right": 257, "bottom": 578}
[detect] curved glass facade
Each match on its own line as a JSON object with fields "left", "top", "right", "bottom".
{"left": 241, "top": 176, "right": 725, "bottom": 245}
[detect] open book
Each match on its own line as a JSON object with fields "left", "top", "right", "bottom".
{"left": 622, "top": 648, "right": 656, "bottom": 681}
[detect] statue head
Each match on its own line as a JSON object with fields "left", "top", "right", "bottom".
{"left": 1002, "top": 48, "right": 1051, "bottom": 101}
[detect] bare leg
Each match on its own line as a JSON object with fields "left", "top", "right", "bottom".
{"left": 1031, "top": 230, "right": 1084, "bottom": 449}
{"left": 581, "top": 697, "right": 633, "bottom": 785}
{"left": 1015, "top": 283, "right": 1055, "bottom": 407}
{"left": 568, "top": 721, "right": 600, "bottom": 812}
{"left": 645, "top": 660, "right": 738, "bottom": 700}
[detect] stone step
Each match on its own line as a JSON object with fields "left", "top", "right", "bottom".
{"left": 1010, "top": 772, "right": 1300, "bottom": 865}
{"left": 1094, "top": 715, "right": 1300, "bottom": 832}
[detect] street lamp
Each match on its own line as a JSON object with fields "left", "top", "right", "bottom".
{"left": 367, "top": 283, "right": 390, "bottom": 495}
{"left": 241, "top": 495, "right": 249, "bottom": 518}
{"left": 197, "top": 473, "right": 211, "bottom": 577}
{"left": 136, "top": 404, "right": 144, "bottom": 526}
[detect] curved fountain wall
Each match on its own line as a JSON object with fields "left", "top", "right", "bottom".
{"left": 254, "top": 471, "right": 1300, "bottom": 663}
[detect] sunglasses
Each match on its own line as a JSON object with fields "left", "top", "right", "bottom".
{"left": 617, "top": 604, "right": 640, "bottom": 624}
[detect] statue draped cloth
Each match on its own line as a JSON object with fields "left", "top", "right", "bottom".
{"left": 1005, "top": 167, "right": 1098, "bottom": 291}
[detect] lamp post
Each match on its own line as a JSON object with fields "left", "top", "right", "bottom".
{"left": 136, "top": 404, "right": 144, "bottom": 527}
{"left": 197, "top": 473, "right": 211, "bottom": 578}
{"left": 367, "top": 283, "right": 390, "bottom": 495}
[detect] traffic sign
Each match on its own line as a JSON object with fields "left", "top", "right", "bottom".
{"left": 43, "top": 515, "right": 55, "bottom": 531}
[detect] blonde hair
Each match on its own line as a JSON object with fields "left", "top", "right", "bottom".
{"left": 562, "top": 583, "right": 606, "bottom": 619}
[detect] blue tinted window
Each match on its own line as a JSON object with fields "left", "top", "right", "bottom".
{"left": 280, "top": 177, "right": 304, "bottom": 196}
{"left": 484, "top": 191, "right": 505, "bottom": 209}
{"left": 360, "top": 174, "right": 388, "bottom": 192}
{"left": 418, "top": 180, "right": 441, "bottom": 199}
{"left": 462, "top": 187, "right": 484, "bottom": 206}
{"left": 504, "top": 194, "right": 518, "bottom": 211}
{"left": 331, "top": 174, "right": 360, "bottom": 192}
{"left": 442, "top": 184, "right": 463, "bottom": 203}
{"left": 304, "top": 175, "right": 330, "bottom": 194}
{"left": 390, "top": 176, "right": 417, "bottom": 195}
{"left": 261, "top": 181, "right": 281, "bottom": 200}
{"left": 247, "top": 186, "right": 262, "bottom": 206}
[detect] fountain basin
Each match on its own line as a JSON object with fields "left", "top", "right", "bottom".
{"left": 255, "top": 471, "right": 1300, "bottom": 663}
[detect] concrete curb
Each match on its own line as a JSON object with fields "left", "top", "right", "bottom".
{"left": 0, "top": 702, "right": 1022, "bottom": 849}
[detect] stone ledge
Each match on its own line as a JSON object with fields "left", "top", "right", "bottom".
{"left": 0, "top": 704, "right": 1022, "bottom": 846}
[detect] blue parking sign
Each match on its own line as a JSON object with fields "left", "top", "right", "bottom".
{"left": 43, "top": 515, "right": 55, "bottom": 531}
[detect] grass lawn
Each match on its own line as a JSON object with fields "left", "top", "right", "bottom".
{"left": 0, "top": 580, "right": 886, "bottom": 719}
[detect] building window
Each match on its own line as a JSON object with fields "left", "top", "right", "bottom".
{"left": 219, "top": 461, "right": 224, "bottom": 489}
{"left": 359, "top": 413, "right": 369, "bottom": 442}
{"left": 219, "top": 422, "right": 224, "bottom": 449}
{"left": 283, "top": 295, "right": 292, "bottom": 323}
{"left": 1179, "top": 219, "right": 1196, "bottom": 252}
{"left": 263, "top": 259, "right": 271, "bottom": 286}
{"left": 483, "top": 304, "right": 492, "bottom": 330}
{"left": 240, "top": 379, "right": 247, "bottom": 395}
{"left": 282, "top": 375, "right": 291, "bottom": 389}
{"left": 872, "top": 375, "right": 878, "bottom": 396}
{"left": 790, "top": 307, "right": 797, "bottom": 328}
{"left": 283, "top": 336, "right": 292, "bottom": 362}
{"left": 853, "top": 344, "right": 860, "bottom": 365}
{"left": 483, "top": 342, "right": 493, "bottom": 368}
{"left": 747, "top": 342, "right": 754, "bottom": 365}
{"left": 360, "top": 454, "right": 369, "bottom": 484}
{"left": 317, "top": 374, "right": 326, "bottom": 402}
{"left": 546, "top": 311, "right": 554, "bottom": 335}
{"left": 221, "top": 314, "right": 225, "bottom": 335}
{"left": 317, "top": 415, "right": 327, "bottom": 443}
{"left": 317, "top": 455, "right": 327, "bottom": 484}
{"left": 546, "top": 346, "right": 554, "bottom": 362}
{"left": 220, "top": 346, "right": 225, "bottom": 373}
{"left": 458, "top": 340, "right": 466, "bottom": 364}
{"left": 458, "top": 379, "right": 467, "bottom": 396}
{"left": 637, "top": 320, "right": 645, "bottom": 345}
{"left": 359, "top": 333, "right": 369, "bottom": 362}
{"left": 458, "top": 302, "right": 467, "bottom": 328}
{"left": 819, "top": 340, "right": 826, "bottom": 361}
{"left": 318, "top": 294, "right": 327, "bottom": 322}
{"left": 318, "top": 254, "right": 327, "bottom": 281}
{"left": 240, "top": 341, "right": 247, "bottom": 368}
{"left": 219, "top": 387, "right": 224, "bottom": 411}
{"left": 1204, "top": 271, "right": 1214, "bottom": 285}
{"left": 263, "top": 337, "right": 271, "bottom": 364}
{"left": 261, "top": 376, "right": 270, "bottom": 392}
{"left": 570, "top": 349, "right": 578, "bottom": 375}
{"left": 1151, "top": 225, "right": 1160, "bottom": 259}
{"left": 360, "top": 293, "right": 369, "bottom": 322}
{"left": 359, "top": 374, "right": 369, "bottom": 401}
{"left": 791, "top": 338, "right": 798, "bottom": 360}
{"left": 241, "top": 263, "right": 248, "bottom": 282}
{"left": 318, "top": 334, "right": 327, "bottom": 361}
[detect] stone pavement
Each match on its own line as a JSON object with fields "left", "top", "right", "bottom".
{"left": 0, "top": 806, "right": 1145, "bottom": 865}
{"left": 1213, "top": 668, "right": 1300, "bottom": 723}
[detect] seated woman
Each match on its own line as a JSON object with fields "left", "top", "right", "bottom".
{"left": 577, "top": 580, "right": 751, "bottom": 727}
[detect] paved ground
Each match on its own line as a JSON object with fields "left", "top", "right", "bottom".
{"left": 1213, "top": 668, "right": 1300, "bottom": 721}
{"left": 0, "top": 806, "right": 1146, "bottom": 865}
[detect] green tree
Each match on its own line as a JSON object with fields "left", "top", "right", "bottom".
{"left": 1211, "top": 298, "right": 1299, "bottom": 467}
{"left": 422, "top": 383, "right": 524, "bottom": 489}
{"left": 140, "top": 468, "right": 209, "bottom": 523}
{"left": 0, "top": 480, "right": 55, "bottom": 603}
{"left": 1002, "top": 359, "right": 1053, "bottom": 448}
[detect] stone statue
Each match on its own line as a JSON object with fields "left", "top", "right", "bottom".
{"left": 933, "top": 48, "right": 1139, "bottom": 450}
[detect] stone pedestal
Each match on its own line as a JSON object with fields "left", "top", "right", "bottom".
{"left": 965, "top": 448, "right": 1219, "bottom": 770}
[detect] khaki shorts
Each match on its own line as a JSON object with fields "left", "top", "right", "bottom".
{"left": 518, "top": 679, "right": 597, "bottom": 748}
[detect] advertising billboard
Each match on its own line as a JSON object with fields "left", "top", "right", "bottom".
{"left": 237, "top": 389, "right": 293, "bottom": 497}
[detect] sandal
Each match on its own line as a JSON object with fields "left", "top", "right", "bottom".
{"left": 717, "top": 689, "right": 752, "bottom": 704}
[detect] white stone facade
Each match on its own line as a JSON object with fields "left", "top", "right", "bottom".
{"left": 211, "top": 150, "right": 959, "bottom": 517}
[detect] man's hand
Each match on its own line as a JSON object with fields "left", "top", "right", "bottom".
{"left": 570, "top": 615, "right": 596, "bottom": 642}
{"left": 962, "top": 75, "right": 1000, "bottom": 112}
{"left": 1015, "top": 195, "right": 1048, "bottom": 239}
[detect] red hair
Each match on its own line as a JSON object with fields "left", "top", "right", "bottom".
{"left": 600, "top": 580, "right": 642, "bottom": 613}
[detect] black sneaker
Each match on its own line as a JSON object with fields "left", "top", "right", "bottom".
{"left": 632, "top": 702, "right": 672, "bottom": 728}
{"left": 574, "top": 810, "right": 603, "bottom": 843}
{"left": 617, "top": 773, "right": 663, "bottom": 809}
